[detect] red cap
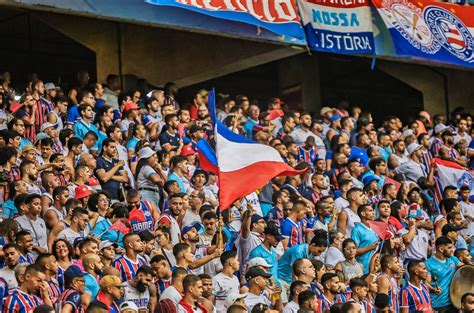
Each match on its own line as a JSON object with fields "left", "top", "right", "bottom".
{"left": 123, "top": 102, "right": 140, "bottom": 112}
{"left": 75, "top": 185, "right": 91, "bottom": 200}
{"left": 271, "top": 97, "right": 285, "bottom": 105}
{"left": 180, "top": 145, "right": 196, "bottom": 157}
{"left": 88, "top": 177, "right": 100, "bottom": 187}
{"left": 10, "top": 101, "right": 25, "bottom": 114}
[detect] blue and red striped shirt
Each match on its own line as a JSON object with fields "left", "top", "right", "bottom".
{"left": 58, "top": 288, "right": 84, "bottom": 313}
{"left": 399, "top": 282, "right": 432, "bottom": 313}
{"left": 3, "top": 288, "right": 43, "bottom": 313}
{"left": 280, "top": 217, "right": 303, "bottom": 247}
{"left": 113, "top": 254, "right": 147, "bottom": 282}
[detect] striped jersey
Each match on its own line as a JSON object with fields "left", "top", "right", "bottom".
{"left": 57, "top": 288, "right": 84, "bottom": 313}
{"left": 280, "top": 217, "right": 304, "bottom": 247}
{"left": 399, "top": 282, "right": 432, "bottom": 313}
{"left": 113, "top": 254, "right": 147, "bottom": 282}
{"left": 19, "top": 254, "right": 34, "bottom": 265}
{"left": 378, "top": 273, "right": 399, "bottom": 312}
{"left": 129, "top": 201, "right": 154, "bottom": 233}
{"left": 3, "top": 289, "right": 43, "bottom": 313}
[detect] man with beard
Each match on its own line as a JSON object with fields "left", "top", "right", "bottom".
{"left": 304, "top": 172, "right": 330, "bottom": 204}
{"left": 395, "top": 142, "right": 428, "bottom": 184}
{"left": 426, "top": 236, "right": 463, "bottom": 312}
{"left": 19, "top": 159, "right": 42, "bottom": 194}
{"left": 159, "top": 113, "right": 183, "bottom": 152}
{"left": 57, "top": 208, "right": 89, "bottom": 245}
{"left": 113, "top": 233, "right": 147, "bottom": 282}
{"left": 35, "top": 253, "right": 61, "bottom": 305}
{"left": 441, "top": 129, "right": 467, "bottom": 167}
{"left": 58, "top": 265, "right": 87, "bottom": 313}
{"left": 82, "top": 253, "right": 104, "bottom": 305}
{"left": 123, "top": 265, "right": 154, "bottom": 311}
{"left": 289, "top": 112, "right": 320, "bottom": 145}
{"left": 95, "top": 138, "right": 128, "bottom": 201}
{"left": 156, "top": 193, "right": 185, "bottom": 245}
{"left": 0, "top": 243, "right": 21, "bottom": 289}
{"left": 97, "top": 275, "right": 124, "bottom": 313}
{"left": 15, "top": 194, "right": 48, "bottom": 258}
{"left": 181, "top": 222, "right": 223, "bottom": 275}
{"left": 399, "top": 261, "right": 432, "bottom": 313}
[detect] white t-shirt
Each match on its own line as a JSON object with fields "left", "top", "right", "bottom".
{"left": 182, "top": 209, "right": 202, "bottom": 227}
{"left": 283, "top": 300, "right": 300, "bottom": 313}
{"left": 325, "top": 246, "right": 346, "bottom": 268}
{"left": 57, "top": 227, "right": 83, "bottom": 246}
{"left": 15, "top": 215, "right": 48, "bottom": 257}
{"left": 160, "top": 285, "right": 182, "bottom": 305}
{"left": 461, "top": 201, "right": 474, "bottom": 237}
{"left": 0, "top": 267, "right": 17, "bottom": 289}
{"left": 239, "top": 232, "right": 263, "bottom": 272}
{"left": 402, "top": 229, "right": 430, "bottom": 261}
{"left": 335, "top": 197, "right": 349, "bottom": 212}
{"left": 212, "top": 272, "right": 240, "bottom": 311}
{"left": 245, "top": 292, "right": 272, "bottom": 312}
{"left": 123, "top": 281, "right": 150, "bottom": 310}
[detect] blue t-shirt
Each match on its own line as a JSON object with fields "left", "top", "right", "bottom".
{"left": 126, "top": 138, "right": 140, "bottom": 152}
{"left": 84, "top": 273, "right": 99, "bottom": 299}
{"left": 250, "top": 245, "right": 279, "bottom": 284}
{"left": 73, "top": 119, "right": 99, "bottom": 140}
{"left": 425, "top": 255, "right": 460, "bottom": 308}
{"left": 2, "top": 199, "right": 17, "bottom": 219}
{"left": 159, "top": 131, "right": 181, "bottom": 150}
{"left": 167, "top": 172, "right": 188, "bottom": 193}
{"left": 352, "top": 222, "right": 379, "bottom": 274}
{"left": 277, "top": 244, "right": 310, "bottom": 284}
{"left": 19, "top": 137, "right": 32, "bottom": 151}
{"left": 92, "top": 219, "right": 124, "bottom": 248}
{"left": 67, "top": 105, "right": 81, "bottom": 124}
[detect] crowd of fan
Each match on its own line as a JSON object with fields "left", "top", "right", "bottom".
{"left": 0, "top": 70, "right": 473, "bottom": 313}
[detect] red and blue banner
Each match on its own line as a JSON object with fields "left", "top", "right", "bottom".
{"left": 372, "top": 0, "right": 474, "bottom": 67}
{"left": 298, "top": 0, "right": 375, "bottom": 54}
{"left": 145, "top": 0, "right": 306, "bottom": 40}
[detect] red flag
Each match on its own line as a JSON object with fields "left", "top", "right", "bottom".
{"left": 367, "top": 220, "right": 393, "bottom": 240}
{"left": 383, "top": 177, "right": 401, "bottom": 192}
{"left": 108, "top": 220, "right": 130, "bottom": 235}
{"left": 268, "top": 109, "right": 284, "bottom": 120}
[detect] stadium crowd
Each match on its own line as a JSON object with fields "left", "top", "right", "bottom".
{"left": 0, "top": 70, "right": 473, "bottom": 313}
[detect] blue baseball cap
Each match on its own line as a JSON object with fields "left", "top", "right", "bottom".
{"left": 182, "top": 221, "right": 203, "bottom": 235}
{"left": 362, "top": 175, "right": 381, "bottom": 186}
{"left": 64, "top": 265, "right": 86, "bottom": 281}
{"left": 250, "top": 214, "right": 265, "bottom": 227}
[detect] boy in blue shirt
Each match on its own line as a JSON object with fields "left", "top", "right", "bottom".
{"left": 352, "top": 204, "right": 379, "bottom": 274}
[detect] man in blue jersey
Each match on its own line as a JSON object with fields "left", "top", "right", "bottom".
{"left": 426, "top": 236, "right": 463, "bottom": 313}
{"left": 400, "top": 260, "right": 433, "bottom": 313}
{"left": 278, "top": 232, "right": 328, "bottom": 285}
{"left": 352, "top": 204, "right": 379, "bottom": 274}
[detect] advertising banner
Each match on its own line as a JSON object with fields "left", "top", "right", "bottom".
{"left": 298, "top": 0, "right": 375, "bottom": 54}
{"left": 372, "top": 0, "right": 474, "bottom": 67}
{"left": 145, "top": 0, "right": 306, "bottom": 40}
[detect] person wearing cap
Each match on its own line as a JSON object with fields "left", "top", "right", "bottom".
{"left": 244, "top": 266, "right": 282, "bottom": 312}
{"left": 57, "top": 208, "right": 89, "bottom": 246}
{"left": 95, "top": 138, "right": 128, "bottom": 200}
{"left": 395, "top": 142, "right": 428, "bottom": 184}
{"left": 119, "top": 101, "right": 141, "bottom": 136}
{"left": 430, "top": 123, "right": 450, "bottom": 157}
{"left": 98, "top": 240, "right": 117, "bottom": 267}
{"left": 58, "top": 265, "right": 87, "bottom": 313}
{"left": 42, "top": 121, "right": 63, "bottom": 153}
{"left": 211, "top": 250, "right": 240, "bottom": 310}
{"left": 224, "top": 292, "right": 247, "bottom": 310}
{"left": 97, "top": 275, "right": 123, "bottom": 312}
{"left": 239, "top": 204, "right": 266, "bottom": 269}
{"left": 119, "top": 301, "right": 139, "bottom": 313}
{"left": 188, "top": 168, "right": 218, "bottom": 207}
{"left": 74, "top": 184, "right": 92, "bottom": 207}
{"left": 135, "top": 146, "right": 164, "bottom": 207}
{"left": 181, "top": 221, "right": 222, "bottom": 274}
{"left": 249, "top": 223, "right": 282, "bottom": 284}
{"left": 73, "top": 103, "right": 99, "bottom": 140}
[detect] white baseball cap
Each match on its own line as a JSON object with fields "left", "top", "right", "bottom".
{"left": 247, "top": 257, "right": 272, "bottom": 268}
{"left": 224, "top": 292, "right": 247, "bottom": 308}
{"left": 120, "top": 301, "right": 138, "bottom": 312}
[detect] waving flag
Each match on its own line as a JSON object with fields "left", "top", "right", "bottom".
{"left": 206, "top": 89, "right": 307, "bottom": 210}
{"left": 433, "top": 158, "right": 474, "bottom": 199}
{"left": 196, "top": 139, "right": 219, "bottom": 174}
{"left": 367, "top": 220, "right": 393, "bottom": 240}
